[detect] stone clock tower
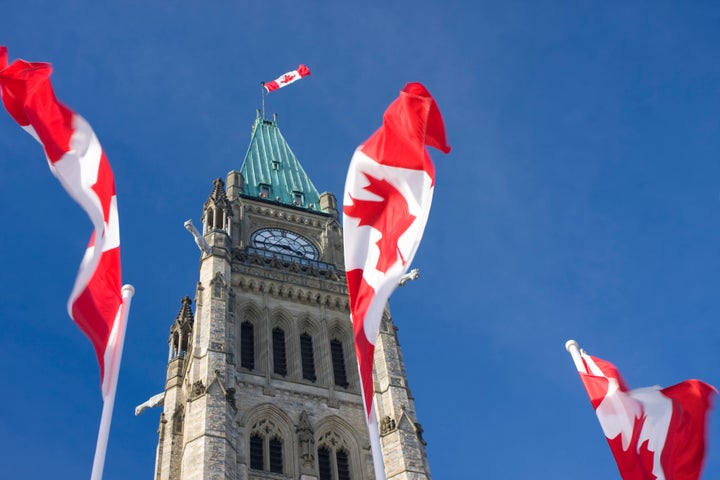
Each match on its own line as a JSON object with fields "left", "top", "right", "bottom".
{"left": 154, "top": 112, "right": 431, "bottom": 480}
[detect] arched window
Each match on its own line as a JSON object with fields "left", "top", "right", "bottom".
{"left": 300, "top": 333, "right": 316, "bottom": 382}
{"left": 336, "top": 450, "right": 350, "bottom": 480}
{"left": 317, "top": 443, "right": 351, "bottom": 480}
{"left": 318, "top": 447, "right": 332, "bottom": 480}
{"left": 272, "top": 327, "right": 287, "bottom": 376}
{"left": 330, "top": 339, "right": 348, "bottom": 388}
{"left": 241, "top": 321, "right": 255, "bottom": 370}
{"left": 250, "top": 434, "right": 264, "bottom": 470}
{"left": 170, "top": 331, "right": 179, "bottom": 360}
{"left": 249, "top": 419, "right": 284, "bottom": 474}
{"left": 269, "top": 437, "right": 283, "bottom": 473}
{"left": 206, "top": 207, "right": 215, "bottom": 230}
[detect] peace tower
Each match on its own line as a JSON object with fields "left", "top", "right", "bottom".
{"left": 154, "top": 112, "right": 431, "bottom": 480}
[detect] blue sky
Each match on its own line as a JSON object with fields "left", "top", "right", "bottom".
{"left": 2, "top": 1, "right": 720, "bottom": 478}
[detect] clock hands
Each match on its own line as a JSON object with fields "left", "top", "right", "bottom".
{"left": 258, "top": 238, "right": 304, "bottom": 257}
{"left": 276, "top": 244, "right": 303, "bottom": 256}
{"left": 252, "top": 228, "right": 318, "bottom": 260}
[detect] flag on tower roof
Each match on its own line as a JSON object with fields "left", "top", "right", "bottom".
{"left": 263, "top": 64, "right": 311, "bottom": 92}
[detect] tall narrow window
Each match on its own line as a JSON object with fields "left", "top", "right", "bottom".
{"left": 300, "top": 333, "right": 316, "bottom": 382}
{"left": 330, "top": 339, "right": 348, "bottom": 388}
{"left": 336, "top": 449, "right": 350, "bottom": 480}
{"left": 249, "top": 420, "right": 284, "bottom": 473}
{"left": 272, "top": 327, "right": 287, "bottom": 376}
{"left": 241, "top": 322, "right": 255, "bottom": 370}
{"left": 206, "top": 208, "right": 215, "bottom": 229}
{"left": 250, "top": 434, "right": 264, "bottom": 470}
{"left": 318, "top": 447, "right": 332, "bottom": 480}
{"left": 269, "top": 437, "right": 283, "bottom": 473}
{"left": 317, "top": 444, "right": 351, "bottom": 480}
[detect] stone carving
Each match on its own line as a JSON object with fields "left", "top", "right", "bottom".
{"left": 225, "top": 388, "right": 237, "bottom": 410}
{"left": 190, "top": 380, "right": 205, "bottom": 400}
{"left": 415, "top": 422, "right": 427, "bottom": 446}
{"left": 380, "top": 415, "right": 397, "bottom": 436}
{"left": 296, "top": 411, "right": 315, "bottom": 467}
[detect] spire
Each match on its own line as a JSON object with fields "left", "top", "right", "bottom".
{"left": 173, "top": 296, "right": 194, "bottom": 330}
{"left": 239, "top": 112, "right": 322, "bottom": 211}
{"left": 168, "top": 297, "right": 193, "bottom": 362}
{"left": 202, "top": 178, "right": 232, "bottom": 235}
{"left": 205, "top": 178, "right": 231, "bottom": 210}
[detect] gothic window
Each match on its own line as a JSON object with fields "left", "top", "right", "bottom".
{"left": 318, "top": 447, "right": 332, "bottom": 480}
{"left": 214, "top": 206, "right": 224, "bottom": 231}
{"left": 249, "top": 419, "right": 284, "bottom": 474}
{"left": 336, "top": 450, "right": 350, "bottom": 480}
{"left": 272, "top": 327, "right": 287, "bottom": 376}
{"left": 178, "top": 331, "right": 190, "bottom": 358}
{"left": 330, "top": 339, "right": 348, "bottom": 388}
{"left": 300, "top": 333, "right": 316, "bottom": 382}
{"left": 269, "top": 437, "right": 283, "bottom": 473}
{"left": 250, "top": 434, "right": 264, "bottom": 470}
{"left": 317, "top": 432, "right": 351, "bottom": 480}
{"left": 241, "top": 321, "right": 255, "bottom": 370}
{"left": 170, "top": 331, "right": 179, "bottom": 360}
{"left": 206, "top": 207, "right": 215, "bottom": 229}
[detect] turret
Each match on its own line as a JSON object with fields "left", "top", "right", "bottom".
{"left": 168, "top": 296, "right": 194, "bottom": 363}
{"left": 156, "top": 297, "right": 195, "bottom": 480}
{"left": 202, "top": 178, "right": 233, "bottom": 236}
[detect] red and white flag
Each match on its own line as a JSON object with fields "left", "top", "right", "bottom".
{"left": 0, "top": 46, "right": 126, "bottom": 400}
{"left": 567, "top": 340, "right": 716, "bottom": 480}
{"left": 343, "top": 83, "right": 450, "bottom": 479}
{"left": 263, "top": 64, "right": 311, "bottom": 92}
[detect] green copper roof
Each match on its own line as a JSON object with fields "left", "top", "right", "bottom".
{"left": 239, "top": 113, "right": 322, "bottom": 211}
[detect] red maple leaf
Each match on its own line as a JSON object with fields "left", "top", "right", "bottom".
{"left": 606, "top": 414, "right": 657, "bottom": 480}
{"left": 344, "top": 173, "right": 416, "bottom": 273}
{"left": 281, "top": 73, "right": 297, "bottom": 84}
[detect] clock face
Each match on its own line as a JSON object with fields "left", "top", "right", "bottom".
{"left": 251, "top": 228, "right": 319, "bottom": 260}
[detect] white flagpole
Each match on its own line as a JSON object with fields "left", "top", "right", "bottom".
{"left": 357, "top": 364, "right": 386, "bottom": 480}
{"left": 367, "top": 400, "right": 386, "bottom": 480}
{"left": 565, "top": 339, "right": 587, "bottom": 374}
{"left": 91, "top": 284, "right": 135, "bottom": 480}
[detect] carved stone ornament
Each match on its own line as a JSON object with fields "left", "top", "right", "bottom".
{"left": 190, "top": 380, "right": 206, "bottom": 400}
{"left": 380, "top": 415, "right": 397, "bottom": 436}
{"left": 296, "top": 411, "right": 315, "bottom": 466}
{"left": 225, "top": 387, "right": 237, "bottom": 410}
{"left": 415, "top": 422, "right": 427, "bottom": 446}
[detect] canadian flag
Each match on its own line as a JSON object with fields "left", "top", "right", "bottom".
{"left": 567, "top": 340, "right": 716, "bottom": 480}
{"left": 343, "top": 83, "right": 450, "bottom": 479}
{"left": 263, "top": 64, "right": 311, "bottom": 92}
{"left": 0, "top": 46, "right": 129, "bottom": 399}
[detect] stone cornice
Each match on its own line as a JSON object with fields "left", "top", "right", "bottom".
{"left": 242, "top": 202, "right": 334, "bottom": 226}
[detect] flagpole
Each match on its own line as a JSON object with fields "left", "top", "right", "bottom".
{"left": 367, "top": 399, "right": 387, "bottom": 480}
{"left": 356, "top": 363, "right": 386, "bottom": 480}
{"left": 565, "top": 339, "right": 587, "bottom": 374}
{"left": 260, "top": 82, "right": 266, "bottom": 120}
{"left": 90, "top": 284, "right": 135, "bottom": 480}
